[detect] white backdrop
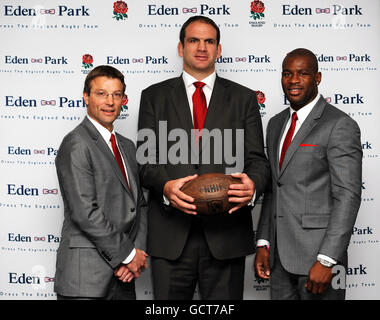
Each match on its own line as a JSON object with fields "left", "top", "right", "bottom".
{"left": 0, "top": 0, "right": 379, "bottom": 300}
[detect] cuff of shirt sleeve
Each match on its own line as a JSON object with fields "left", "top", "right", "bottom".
{"left": 122, "top": 248, "right": 136, "bottom": 265}
{"left": 163, "top": 195, "right": 170, "bottom": 206}
{"left": 248, "top": 191, "right": 256, "bottom": 207}
{"left": 317, "top": 254, "right": 337, "bottom": 265}
{"left": 256, "top": 239, "right": 270, "bottom": 249}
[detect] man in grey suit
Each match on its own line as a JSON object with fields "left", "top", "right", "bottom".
{"left": 54, "top": 65, "right": 148, "bottom": 300}
{"left": 255, "top": 48, "right": 362, "bottom": 299}
{"left": 138, "top": 16, "right": 269, "bottom": 299}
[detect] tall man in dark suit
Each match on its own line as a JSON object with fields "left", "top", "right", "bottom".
{"left": 254, "top": 48, "right": 362, "bottom": 299}
{"left": 138, "top": 16, "right": 269, "bottom": 299}
{"left": 54, "top": 65, "right": 148, "bottom": 300}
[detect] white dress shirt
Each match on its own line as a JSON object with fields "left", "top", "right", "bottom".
{"left": 87, "top": 115, "right": 136, "bottom": 264}
{"left": 257, "top": 94, "right": 337, "bottom": 265}
{"left": 182, "top": 70, "right": 216, "bottom": 118}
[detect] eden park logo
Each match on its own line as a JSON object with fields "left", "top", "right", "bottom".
{"left": 250, "top": 0, "right": 265, "bottom": 20}
{"left": 113, "top": 1, "right": 128, "bottom": 21}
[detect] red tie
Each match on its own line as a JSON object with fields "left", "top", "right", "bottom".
{"left": 110, "top": 133, "right": 130, "bottom": 188}
{"left": 192, "top": 81, "right": 207, "bottom": 144}
{"left": 279, "top": 112, "right": 298, "bottom": 169}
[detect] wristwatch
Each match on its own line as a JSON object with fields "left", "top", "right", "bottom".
{"left": 317, "top": 256, "right": 333, "bottom": 268}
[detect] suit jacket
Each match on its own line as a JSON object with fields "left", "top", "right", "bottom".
{"left": 257, "top": 96, "right": 362, "bottom": 275}
{"left": 54, "top": 117, "right": 147, "bottom": 297}
{"left": 137, "top": 75, "right": 269, "bottom": 260}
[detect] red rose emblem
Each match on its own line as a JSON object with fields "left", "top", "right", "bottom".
{"left": 82, "top": 54, "right": 93, "bottom": 65}
{"left": 113, "top": 1, "right": 128, "bottom": 14}
{"left": 122, "top": 94, "right": 128, "bottom": 106}
{"left": 113, "top": 1, "right": 128, "bottom": 20}
{"left": 251, "top": 1, "right": 265, "bottom": 14}
{"left": 256, "top": 91, "right": 266, "bottom": 104}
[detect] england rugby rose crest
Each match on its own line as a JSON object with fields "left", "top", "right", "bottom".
{"left": 250, "top": 1, "right": 265, "bottom": 20}
{"left": 256, "top": 90, "right": 266, "bottom": 109}
{"left": 118, "top": 94, "right": 129, "bottom": 119}
{"left": 82, "top": 54, "right": 93, "bottom": 69}
{"left": 113, "top": 1, "right": 128, "bottom": 20}
{"left": 121, "top": 94, "right": 129, "bottom": 111}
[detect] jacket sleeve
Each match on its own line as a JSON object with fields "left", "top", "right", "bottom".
{"left": 137, "top": 88, "right": 171, "bottom": 200}
{"left": 318, "top": 116, "right": 362, "bottom": 261}
{"left": 133, "top": 188, "right": 148, "bottom": 251}
{"left": 242, "top": 92, "right": 270, "bottom": 198}
{"left": 256, "top": 118, "right": 273, "bottom": 243}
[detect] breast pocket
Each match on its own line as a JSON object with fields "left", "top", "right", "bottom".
{"left": 297, "top": 145, "right": 324, "bottom": 154}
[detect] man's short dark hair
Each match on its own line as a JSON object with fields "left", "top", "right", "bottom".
{"left": 83, "top": 65, "right": 126, "bottom": 95}
{"left": 283, "top": 48, "right": 319, "bottom": 74}
{"left": 179, "top": 15, "right": 220, "bottom": 45}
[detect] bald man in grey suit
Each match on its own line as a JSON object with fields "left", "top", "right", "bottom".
{"left": 54, "top": 66, "right": 148, "bottom": 300}
{"left": 255, "top": 49, "right": 362, "bottom": 300}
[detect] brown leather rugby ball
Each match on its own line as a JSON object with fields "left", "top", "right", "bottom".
{"left": 180, "top": 173, "right": 242, "bottom": 215}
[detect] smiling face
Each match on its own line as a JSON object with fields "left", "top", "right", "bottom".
{"left": 178, "top": 20, "right": 221, "bottom": 79}
{"left": 83, "top": 76, "right": 124, "bottom": 132}
{"left": 281, "top": 54, "right": 321, "bottom": 110}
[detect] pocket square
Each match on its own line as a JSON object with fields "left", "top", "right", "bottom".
{"left": 300, "top": 143, "right": 318, "bottom": 147}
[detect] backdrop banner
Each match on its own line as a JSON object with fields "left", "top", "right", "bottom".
{"left": 0, "top": 0, "right": 379, "bottom": 300}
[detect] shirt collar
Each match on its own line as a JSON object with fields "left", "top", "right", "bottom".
{"left": 87, "top": 115, "right": 115, "bottom": 143}
{"left": 290, "top": 93, "right": 321, "bottom": 125}
{"left": 182, "top": 70, "right": 216, "bottom": 91}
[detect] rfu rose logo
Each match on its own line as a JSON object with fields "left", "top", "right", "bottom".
{"left": 255, "top": 277, "right": 267, "bottom": 284}
{"left": 256, "top": 90, "right": 266, "bottom": 110}
{"left": 113, "top": 1, "right": 128, "bottom": 21}
{"left": 118, "top": 94, "right": 129, "bottom": 119}
{"left": 250, "top": 1, "right": 265, "bottom": 20}
{"left": 121, "top": 94, "right": 128, "bottom": 111}
{"left": 82, "top": 54, "right": 93, "bottom": 69}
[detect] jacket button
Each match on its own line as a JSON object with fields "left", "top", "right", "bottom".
{"left": 131, "top": 207, "right": 135, "bottom": 212}
{"left": 277, "top": 182, "right": 283, "bottom": 187}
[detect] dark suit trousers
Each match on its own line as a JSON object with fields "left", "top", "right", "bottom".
{"left": 271, "top": 244, "right": 345, "bottom": 300}
{"left": 151, "top": 218, "right": 245, "bottom": 300}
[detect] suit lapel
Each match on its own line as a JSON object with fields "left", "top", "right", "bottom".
{"left": 81, "top": 118, "right": 134, "bottom": 199}
{"left": 279, "top": 96, "right": 326, "bottom": 177}
{"left": 117, "top": 136, "right": 138, "bottom": 202}
{"left": 271, "top": 110, "right": 289, "bottom": 178}
{"left": 204, "top": 76, "right": 226, "bottom": 129}
{"left": 169, "top": 76, "right": 193, "bottom": 133}
{"left": 200, "top": 76, "right": 227, "bottom": 155}
{"left": 169, "top": 76, "right": 200, "bottom": 160}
